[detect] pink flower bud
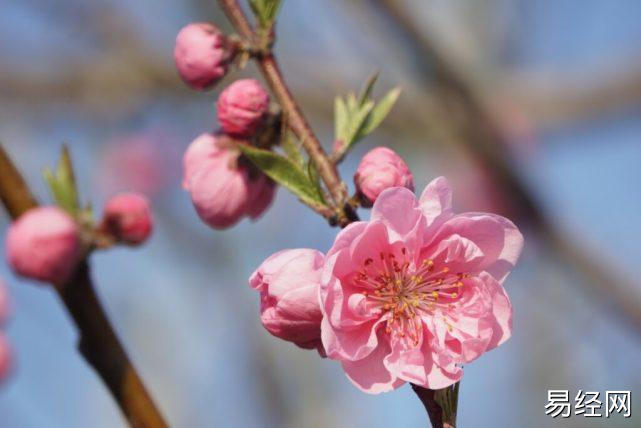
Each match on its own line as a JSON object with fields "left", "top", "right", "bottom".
{"left": 249, "top": 249, "right": 325, "bottom": 355}
{"left": 102, "top": 193, "right": 153, "bottom": 245}
{"left": 216, "top": 79, "right": 270, "bottom": 137}
{"left": 354, "top": 147, "right": 414, "bottom": 206}
{"left": 174, "top": 23, "right": 234, "bottom": 90}
{"left": 6, "top": 207, "right": 81, "bottom": 284}
{"left": 182, "top": 133, "right": 276, "bottom": 229}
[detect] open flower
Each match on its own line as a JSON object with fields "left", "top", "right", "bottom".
{"left": 319, "top": 177, "right": 523, "bottom": 393}
{"left": 249, "top": 249, "right": 325, "bottom": 355}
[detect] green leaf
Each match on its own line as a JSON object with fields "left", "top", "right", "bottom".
{"left": 334, "top": 96, "right": 348, "bottom": 140}
{"left": 281, "top": 131, "right": 303, "bottom": 167}
{"left": 43, "top": 145, "right": 80, "bottom": 216}
{"left": 306, "top": 159, "right": 325, "bottom": 204}
{"left": 237, "top": 143, "right": 325, "bottom": 207}
{"left": 343, "top": 100, "right": 374, "bottom": 147}
{"left": 357, "top": 70, "right": 379, "bottom": 106}
{"left": 249, "top": 0, "right": 283, "bottom": 28}
{"left": 346, "top": 92, "right": 358, "bottom": 115}
{"left": 358, "top": 87, "right": 401, "bottom": 137}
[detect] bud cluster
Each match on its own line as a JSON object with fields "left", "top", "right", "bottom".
{"left": 175, "top": 23, "right": 276, "bottom": 229}
{"left": 5, "top": 194, "right": 153, "bottom": 286}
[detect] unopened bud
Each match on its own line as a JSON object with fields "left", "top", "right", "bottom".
{"left": 174, "top": 23, "right": 235, "bottom": 90}
{"left": 354, "top": 147, "right": 414, "bottom": 206}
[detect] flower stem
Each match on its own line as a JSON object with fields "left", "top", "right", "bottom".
{"left": 0, "top": 144, "right": 167, "bottom": 428}
{"left": 411, "top": 382, "right": 460, "bottom": 428}
{"left": 217, "top": 0, "right": 355, "bottom": 226}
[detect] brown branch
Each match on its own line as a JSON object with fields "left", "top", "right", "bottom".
{"left": 217, "top": 0, "right": 354, "bottom": 226}
{"left": 0, "top": 145, "right": 167, "bottom": 428}
{"left": 412, "top": 383, "right": 459, "bottom": 428}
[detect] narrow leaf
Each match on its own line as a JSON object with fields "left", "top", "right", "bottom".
{"left": 249, "top": 0, "right": 263, "bottom": 19}
{"left": 237, "top": 144, "right": 324, "bottom": 206}
{"left": 57, "top": 145, "right": 79, "bottom": 214}
{"left": 281, "top": 132, "right": 303, "bottom": 167}
{"left": 358, "top": 70, "right": 380, "bottom": 106}
{"left": 43, "top": 168, "right": 64, "bottom": 206}
{"left": 250, "top": 0, "right": 282, "bottom": 28}
{"left": 43, "top": 145, "right": 80, "bottom": 215}
{"left": 346, "top": 92, "right": 358, "bottom": 115}
{"left": 359, "top": 87, "right": 401, "bottom": 137}
{"left": 306, "top": 159, "right": 325, "bottom": 203}
{"left": 334, "top": 96, "right": 348, "bottom": 140}
{"left": 263, "top": 0, "right": 283, "bottom": 22}
{"left": 343, "top": 100, "right": 375, "bottom": 148}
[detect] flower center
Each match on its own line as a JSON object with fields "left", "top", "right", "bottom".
{"left": 355, "top": 248, "right": 469, "bottom": 346}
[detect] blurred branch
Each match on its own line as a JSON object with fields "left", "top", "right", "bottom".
{"left": 370, "top": 0, "right": 641, "bottom": 333}
{"left": 5, "top": 2, "right": 641, "bottom": 133}
{"left": 5, "top": 56, "right": 641, "bottom": 136}
{"left": 0, "top": 145, "right": 167, "bottom": 428}
{"left": 505, "top": 64, "right": 641, "bottom": 129}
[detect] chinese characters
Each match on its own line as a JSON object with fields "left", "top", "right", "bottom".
{"left": 545, "top": 390, "right": 631, "bottom": 418}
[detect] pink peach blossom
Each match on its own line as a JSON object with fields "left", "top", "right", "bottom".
{"left": 102, "top": 193, "right": 153, "bottom": 245}
{"left": 319, "top": 177, "right": 522, "bottom": 393}
{"left": 250, "top": 249, "right": 325, "bottom": 355}
{"left": 182, "top": 133, "right": 276, "bottom": 229}
{"left": 6, "top": 206, "right": 81, "bottom": 284}
{"left": 354, "top": 147, "right": 414, "bottom": 206}
{"left": 174, "top": 23, "right": 234, "bottom": 90}
{"left": 217, "top": 79, "right": 270, "bottom": 137}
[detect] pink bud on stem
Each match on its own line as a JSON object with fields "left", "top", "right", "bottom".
{"left": 249, "top": 248, "right": 326, "bottom": 355}
{"left": 174, "top": 23, "right": 236, "bottom": 90}
{"left": 101, "top": 193, "right": 153, "bottom": 246}
{"left": 354, "top": 147, "right": 414, "bottom": 207}
{"left": 182, "top": 133, "right": 275, "bottom": 229}
{"left": 217, "top": 79, "right": 270, "bottom": 137}
{"left": 5, "top": 206, "right": 81, "bottom": 284}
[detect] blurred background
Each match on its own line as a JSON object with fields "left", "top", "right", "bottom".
{"left": 1, "top": 0, "right": 640, "bottom": 426}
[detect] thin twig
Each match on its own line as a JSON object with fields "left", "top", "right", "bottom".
{"left": 0, "top": 144, "right": 167, "bottom": 428}
{"left": 217, "top": 0, "right": 356, "bottom": 227}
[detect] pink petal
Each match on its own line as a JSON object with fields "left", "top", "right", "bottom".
{"left": 480, "top": 272, "right": 513, "bottom": 350}
{"left": 427, "top": 213, "right": 523, "bottom": 282}
{"left": 429, "top": 233, "right": 485, "bottom": 272}
{"left": 326, "top": 221, "right": 367, "bottom": 260}
{"left": 371, "top": 187, "right": 423, "bottom": 243}
{"left": 320, "top": 315, "right": 382, "bottom": 361}
{"left": 341, "top": 332, "right": 404, "bottom": 394}
{"left": 349, "top": 221, "right": 391, "bottom": 266}
{"left": 249, "top": 248, "right": 321, "bottom": 291}
{"left": 418, "top": 176, "right": 452, "bottom": 225}
{"left": 384, "top": 326, "right": 462, "bottom": 389}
